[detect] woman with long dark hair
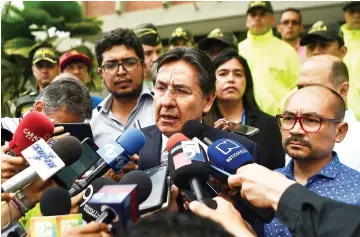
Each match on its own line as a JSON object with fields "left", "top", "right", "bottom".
{"left": 203, "top": 50, "right": 284, "bottom": 170}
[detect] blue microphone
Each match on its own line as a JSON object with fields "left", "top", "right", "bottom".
{"left": 208, "top": 139, "right": 253, "bottom": 174}
{"left": 69, "top": 128, "right": 146, "bottom": 197}
{"left": 208, "top": 138, "right": 275, "bottom": 223}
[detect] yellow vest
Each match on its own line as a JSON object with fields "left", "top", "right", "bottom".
{"left": 238, "top": 30, "right": 300, "bottom": 116}
{"left": 342, "top": 24, "right": 360, "bottom": 121}
{"left": 19, "top": 204, "right": 41, "bottom": 230}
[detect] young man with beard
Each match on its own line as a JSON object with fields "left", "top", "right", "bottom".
{"left": 90, "top": 28, "right": 155, "bottom": 148}
{"left": 265, "top": 85, "right": 360, "bottom": 236}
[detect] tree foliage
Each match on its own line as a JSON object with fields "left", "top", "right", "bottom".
{"left": 1, "top": 1, "right": 103, "bottom": 117}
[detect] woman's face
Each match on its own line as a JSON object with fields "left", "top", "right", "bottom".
{"left": 215, "top": 58, "right": 247, "bottom": 101}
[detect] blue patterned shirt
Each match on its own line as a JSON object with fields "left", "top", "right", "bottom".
{"left": 264, "top": 153, "right": 360, "bottom": 237}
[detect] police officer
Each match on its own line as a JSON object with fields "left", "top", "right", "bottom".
{"left": 134, "top": 23, "right": 163, "bottom": 90}
{"left": 168, "top": 27, "right": 195, "bottom": 50}
{"left": 15, "top": 47, "right": 59, "bottom": 117}
{"left": 342, "top": 1, "right": 360, "bottom": 121}
{"left": 238, "top": 1, "right": 300, "bottom": 116}
{"left": 198, "top": 28, "right": 238, "bottom": 60}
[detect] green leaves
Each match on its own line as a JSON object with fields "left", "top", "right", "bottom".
{"left": 3, "top": 37, "right": 35, "bottom": 58}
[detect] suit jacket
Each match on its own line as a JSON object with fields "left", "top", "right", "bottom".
{"left": 138, "top": 124, "right": 263, "bottom": 171}
{"left": 245, "top": 109, "right": 285, "bottom": 170}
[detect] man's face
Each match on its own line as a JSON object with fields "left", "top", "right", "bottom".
{"left": 344, "top": 5, "right": 360, "bottom": 30}
{"left": 32, "top": 61, "right": 59, "bottom": 90}
{"left": 35, "top": 102, "right": 82, "bottom": 123}
{"left": 143, "top": 44, "right": 163, "bottom": 79}
{"left": 205, "top": 42, "right": 227, "bottom": 61}
{"left": 277, "top": 11, "right": 303, "bottom": 41}
{"left": 246, "top": 8, "right": 274, "bottom": 35}
{"left": 305, "top": 37, "right": 346, "bottom": 59}
{"left": 281, "top": 91, "right": 340, "bottom": 161}
{"left": 63, "top": 61, "right": 90, "bottom": 84}
{"left": 98, "top": 45, "right": 144, "bottom": 98}
{"left": 154, "top": 60, "right": 215, "bottom": 137}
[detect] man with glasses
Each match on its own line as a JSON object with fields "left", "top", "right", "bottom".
{"left": 265, "top": 85, "right": 360, "bottom": 236}
{"left": 90, "top": 28, "right": 154, "bottom": 148}
{"left": 342, "top": 1, "right": 360, "bottom": 121}
{"left": 15, "top": 47, "right": 59, "bottom": 117}
{"left": 277, "top": 8, "right": 306, "bottom": 64}
{"left": 238, "top": 1, "right": 300, "bottom": 116}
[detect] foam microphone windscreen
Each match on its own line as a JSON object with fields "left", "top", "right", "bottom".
{"left": 166, "top": 133, "right": 190, "bottom": 152}
{"left": 8, "top": 111, "right": 54, "bottom": 156}
{"left": 119, "top": 170, "right": 152, "bottom": 204}
{"left": 40, "top": 187, "right": 71, "bottom": 216}
{"left": 79, "top": 177, "right": 117, "bottom": 223}
{"left": 117, "top": 128, "right": 146, "bottom": 155}
{"left": 182, "top": 120, "right": 208, "bottom": 139}
{"left": 167, "top": 139, "right": 209, "bottom": 190}
{"left": 208, "top": 139, "right": 253, "bottom": 174}
{"left": 51, "top": 136, "right": 82, "bottom": 166}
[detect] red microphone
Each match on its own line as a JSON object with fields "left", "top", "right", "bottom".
{"left": 166, "top": 133, "right": 190, "bottom": 152}
{"left": 7, "top": 111, "right": 54, "bottom": 156}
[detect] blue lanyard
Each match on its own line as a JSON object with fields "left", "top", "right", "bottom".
{"left": 241, "top": 109, "right": 246, "bottom": 125}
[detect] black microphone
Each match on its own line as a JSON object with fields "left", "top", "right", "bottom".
{"left": 182, "top": 120, "right": 214, "bottom": 146}
{"left": 167, "top": 135, "right": 217, "bottom": 209}
{"left": 40, "top": 187, "right": 72, "bottom": 216}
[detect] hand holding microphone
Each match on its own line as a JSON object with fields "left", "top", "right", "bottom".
{"left": 1, "top": 144, "right": 27, "bottom": 183}
{"left": 228, "top": 164, "right": 296, "bottom": 211}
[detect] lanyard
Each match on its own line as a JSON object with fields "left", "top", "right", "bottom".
{"left": 241, "top": 109, "right": 246, "bottom": 125}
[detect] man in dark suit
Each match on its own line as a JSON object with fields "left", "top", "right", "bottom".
{"left": 138, "top": 47, "right": 263, "bottom": 171}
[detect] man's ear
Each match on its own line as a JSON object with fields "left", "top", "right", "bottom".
{"left": 335, "top": 122, "right": 348, "bottom": 143}
{"left": 338, "top": 81, "right": 349, "bottom": 100}
{"left": 97, "top": 67, "right": 102, "bottom": 77}
{"left": 202, "top": 92, "right": 216, "bottom": 114}
{"left": 34, "top": 101, "right": 44, "bottom": 113}
{"left": 340, "top": 46, "right": 348, "bottom": 59}
{"left": 271, "top": 15, "right": 276, "bottom": 26}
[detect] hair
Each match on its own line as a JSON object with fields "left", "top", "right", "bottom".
{"left": 295, "top": 84, "right": 346, "bottom": 120}
{"left": 280, "top": 8, "right": 302, "bottom": 24}
{"left": 203, "top": 49, "right": 260, "bottom": 126}
{"left": 330, "top": 60, "right": 349, "bottom": 86}
{"left": 37, "top": 73, "right": 92, "bottom": 121}
{"left": 126, "top": 212, "right": 233, "bottom": 237}
{"left": 95, "top": 28, "right": 144, "bottom": 66}
{"left": 153, "top": 47, "right": 216, "bottom": 96}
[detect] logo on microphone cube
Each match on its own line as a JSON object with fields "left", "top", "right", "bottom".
{"left": 215, "top": 140, "right": 240, "bottom": 155}
{"left": 30, "top": 217, "right": 56, "bottom": 237}
{"left": 21, "top": 139, "right": 66, "bottom": 181}
{"left": 23, "top": 128, "right": 51, "bottom": 142}
{"left": 181, "top": 141, "right": 206, "bottom": 162}
{"left": 97, "top": 140, "right": 131, "bottom": 174}
{"left": 57, "top": 214, "right": 83, "bottom": 236}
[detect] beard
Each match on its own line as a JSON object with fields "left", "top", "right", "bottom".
{"left": 284, "top": 136, "right": 318, "bottom": 161}
{"left": 104, "top": 80, "right": 143, "bottom": 99}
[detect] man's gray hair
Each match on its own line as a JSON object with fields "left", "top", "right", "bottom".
{"left": 36, "top": 73, "right": 92, "bottom": 121}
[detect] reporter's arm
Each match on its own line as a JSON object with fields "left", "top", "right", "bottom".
{"left": 277, "top": 184, "right": 360, "bottom": 237}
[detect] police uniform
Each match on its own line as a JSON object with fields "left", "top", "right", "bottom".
{"left": 15, "top": 89, "right": 39, "bottom": 118}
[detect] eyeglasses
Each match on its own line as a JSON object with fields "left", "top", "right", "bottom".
{"left": 280, "top": 20, "right": 301, "bottom": 26}
{"left": 276, "top": 114, "right": 342, "bottom": 133}
{"left": 154, "top": 82, "right": 195, "bottom": 99}
{"left": 101, "top": 58, "right": 142, "bottom": 75}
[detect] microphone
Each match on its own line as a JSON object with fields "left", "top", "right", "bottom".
{"left": 79, "top": 177, "right": 118, "bottom": 223}
{"left": 208, "top": 139, "right": 275, "bottom": 223}
{"left": 40, "top": 187, "right": 71, "bottom": 216}
{"left": 31, "top": 187, "right": 83, "bottom": 236}
{"left": 167, "top": 133, "right": 217, "bottom": 209}
{"left": 7, "top": 111, "right": 54, "bottom": 156}
{"left": 69, "top": 128, "right": 146, "bottom": 197}
{"left": 182, "top": 120, "right": 213, "bottom": 146}
{"left": 1, "top": 136, "right": 82, "bottom": 193}
{"left": 89, "top": 171, "right": 152, "bottom": 231}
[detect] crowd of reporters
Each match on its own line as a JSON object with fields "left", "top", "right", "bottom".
{"left": 1, "top": 1, "right": 360, "bottom": 237}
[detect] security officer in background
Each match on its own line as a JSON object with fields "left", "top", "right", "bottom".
{"left": 15, "top": 47, "right": 59, "bottom": 117}
{"left": 198, "top": 28, "right": 238, "bottom": 60}
{"left": 134, "top": 23, "right": 163, "bottom": 90}
{"left": 168, "top": 27, "right": 195, "bottom": 50}
{"left": 342, "top": 1, "right": 360, "bottom": 121}
{"left": 238, "top": 1, "right": 300, "bottom": 116}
